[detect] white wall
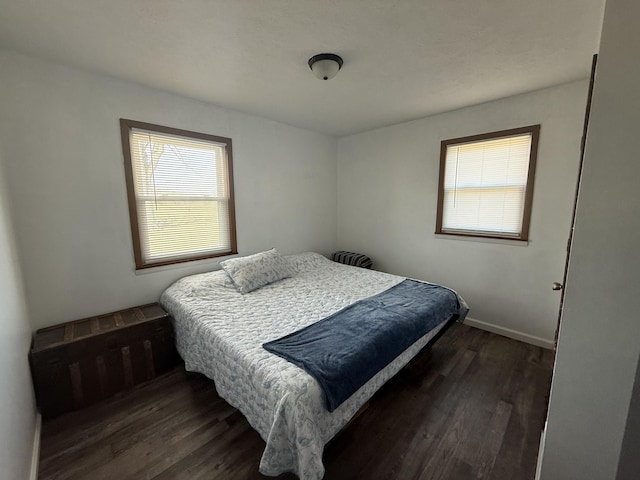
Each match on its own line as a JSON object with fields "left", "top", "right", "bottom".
{"left": 0, "top": 148, "right": 37, "bottom": 479}
{"left": 0, "top": 51, "right": 337, "bottom": 329}
{"left": 539, "top": 0, "right": 640, "bottom": 477}
{"left": 337, "top": 81, "right": 588, "bottom": 346}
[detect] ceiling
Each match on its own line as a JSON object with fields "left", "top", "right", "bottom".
{"left": 0, "top": 0, "right": 606, "bottom": 136}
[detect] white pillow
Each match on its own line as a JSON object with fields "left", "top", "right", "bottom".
{"left": 220, "top": 249, "right": 291, "bottom": 294}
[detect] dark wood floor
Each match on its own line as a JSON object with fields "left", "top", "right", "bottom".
{"left": 38, "top": 323, "right": 554, "bottom": 480}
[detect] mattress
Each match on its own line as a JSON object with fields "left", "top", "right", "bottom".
{"left": 160, "top": 252, "right": 467, "bottom": 479}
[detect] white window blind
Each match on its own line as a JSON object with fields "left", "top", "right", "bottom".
{"left": 440, "top": 129, "right": 537, "bottom": 239}
{"left": 127, "top": 126, "right": 234, "bottom": 266}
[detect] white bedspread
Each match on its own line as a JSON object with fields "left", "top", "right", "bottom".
{"left": 160, "top": 252, "right": 453, "bottom": 479}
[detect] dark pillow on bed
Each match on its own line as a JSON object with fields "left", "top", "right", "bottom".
{"left": 220, "top": 249, "right": 291, "bottom": 294}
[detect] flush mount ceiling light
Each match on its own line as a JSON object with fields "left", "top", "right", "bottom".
{"left": 308, "top": 53, "right": 343, "bottom": 80}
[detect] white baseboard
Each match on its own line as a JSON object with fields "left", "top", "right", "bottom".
{"left": 463, "top": 317, "right": 555, "bottom": 349}
{"left": 30, "top": 413, "right": 41, "bottom": 480}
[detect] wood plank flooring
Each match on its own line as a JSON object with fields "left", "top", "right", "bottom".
{"left": 38, "top": 323, "right": 554, "bottom": 480}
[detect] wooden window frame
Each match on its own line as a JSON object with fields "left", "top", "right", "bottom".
{"left": 120, "top": 119, "right": 238, "bottom": 269}
{"left": 435, "top": 125, "right": 540, "bottom": 242}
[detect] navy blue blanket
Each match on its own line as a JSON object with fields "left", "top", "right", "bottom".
{"left": 263, "top": 280, "right": 466, "bottom": 412}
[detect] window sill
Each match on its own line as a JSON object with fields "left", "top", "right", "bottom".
{"left": 133, "top": 253, "right": 237, "bottom": 276}
{"left": 434, "top": 233, "right": 529, "bottom": 247}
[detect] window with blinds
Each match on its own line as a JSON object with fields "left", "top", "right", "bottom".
{"left": 120, "top": 119, "right": 237, "bottom": 269}
{"left": 435, "top": 125, "right": 540, "bottom": 241}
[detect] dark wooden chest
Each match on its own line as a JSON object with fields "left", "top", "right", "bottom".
{"left": 29, "top": 303, "right": 180, "bottom": 419}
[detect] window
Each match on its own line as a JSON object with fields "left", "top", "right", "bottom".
{"left": 120, "top": 119, "right": 237, "bottom": 269}
{"left": 435, "top": 125, "right": 540, "bottom": 241}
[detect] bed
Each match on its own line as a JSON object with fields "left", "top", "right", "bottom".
{"left": 160, "top": 251, "right": 468, "bottom": 479}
